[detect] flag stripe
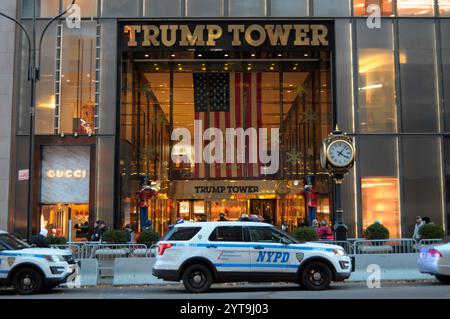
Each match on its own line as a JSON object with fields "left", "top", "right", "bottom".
{"left": 257, "top": 73, "right": 263, "bottom": 177}
{"left": 193, "top": 72, "right": 262, "bottom": 179}
{"left": 236, "top": 73, "right": 243, "bottom": 178}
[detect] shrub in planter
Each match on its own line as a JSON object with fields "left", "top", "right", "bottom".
{"left": 101, "top": 230, "right": 128, "bottom": 244}
{"left": 48, "top": 236, "right": 68, "bottom": 245}
{"left": 291, "top": 227, "right": 318, "bottom": 242}
{"left": 419, "top": 224, "right": 445, "bottom": 240}
{"left": 137, "top": 230, "right": 161, "bottom": 247}
{"left": 364, "top": 223, "right": 389, "bottom": 240}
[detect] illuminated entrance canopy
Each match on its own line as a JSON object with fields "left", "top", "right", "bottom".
{"left": 122, "top": 22, "right": 332, "bottom": 50}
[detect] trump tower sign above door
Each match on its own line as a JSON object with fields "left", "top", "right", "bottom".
{"left": 121, "top": 22, "right": 333, "bottom": 51}
{"left": 40, "top": 146, "right": 91, "bottom": 204}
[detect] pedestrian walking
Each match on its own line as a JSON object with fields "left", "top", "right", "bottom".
{"left": 316, "top": 221, "right": 333, "bottom": 240}
{"left": 312, "top": 219, "right": 319, "bottom": 230}
{"left": 142, "top": 220, "right": 153, "bottom": 232}
{"left": 30, "top": 229, "right": 50, "bottom": 248}
{"left": 124, "top": 224, "right": 136, "bottom": 243}
{"left": 412, "top": 216, "right": 423, "bottom": 240}
{"left": 91, "top": 220, "right": 107, "bottom": 242}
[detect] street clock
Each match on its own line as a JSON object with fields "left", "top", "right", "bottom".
{"left": 320, "top": 126, "right": 355, "bottom": 241}
{"left": 321, "top": 127, "right": 355, "bottom": 174}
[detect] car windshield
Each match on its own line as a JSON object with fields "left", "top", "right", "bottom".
{"left": 0, "top": 234, "right": 31, "bottom": 250}
{"left": 248, "top": 226, "right": 299, "bottom": 244}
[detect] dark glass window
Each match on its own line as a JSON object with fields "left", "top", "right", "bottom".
{"left": 443, "top": 138, "right": 450, "bottom": 233}
{"left": 401, "top": 137, "right": 443, "bottom": 236}
{"left": 209, "top": 226, "right": 244, "bottom": 242}
{"left": 398, "top": 20, "right": 438, "bottom": 132}
{"left": 441, "top": 20, "right": 450, "bottom": 132}
{"left": 248, "top": 226, "right": 296, "bottom": 244}
{"left": 356, "top": 19, "right": 396, "bottom": 133}
{"left": 164, "top": 227, "right": 201, "bottom": 241}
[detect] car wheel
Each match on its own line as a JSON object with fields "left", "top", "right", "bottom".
{"left": 12, "top": 268, "right": 43, "bottom": 295}
{"left": 436, "top": 275, "right": 450, "bottom": 285}
{"left": 300, "top": 262, "right": 333, "bottom": 291}
{"left": 182, "top": 264, "right": 213, "bottom": 293}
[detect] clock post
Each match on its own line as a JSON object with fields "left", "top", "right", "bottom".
{"left": 320, "top": 126, "right": 355, "bottom": 241}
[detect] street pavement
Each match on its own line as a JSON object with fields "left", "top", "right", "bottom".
{"left": 0, "top": 281, "right": 449, "bottom": 299}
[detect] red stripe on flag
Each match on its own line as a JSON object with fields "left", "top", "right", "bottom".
{"left": 225, "top": 80, "right": 232, "bottom": 178}
{"left": 245, "top": 73, "right": 252, "bottom": 178}
{"left": 235, "top": 73, "right": 243, "bottom": 178}
{"left": 257, "top": 73, "right": 263, "bottom": 178}
{"left": 194, "top": 111, "right": 200, "bottom": 179}
{"left": 215, "top": 111, "right": 221, "bottom": 178}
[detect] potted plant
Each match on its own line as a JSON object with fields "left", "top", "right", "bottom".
{"left": 48, "top": 236, "right": 68, "bottom": 245}
{"left": 291, "top": 227, "right": 318, "bottom": 243}
{"left": 419, "top": 224, "right": 445, "bottom": 240}
{"left": 359, "top": 223, "right": 392, "bottom": 254}
{"left": 134, "top": 230, "right": 161, "bottom": 257}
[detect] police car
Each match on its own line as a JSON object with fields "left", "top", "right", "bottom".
{"left": 152, "top": 222, "right": 353, "bottom": 293}
{"left": 0, "top": 231, "right": 77, "bottom": 295}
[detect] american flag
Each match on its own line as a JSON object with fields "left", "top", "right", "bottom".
{"left": 193, "top": 73, "right": 263, "bottom": 179}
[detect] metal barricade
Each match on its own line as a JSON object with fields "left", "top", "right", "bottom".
{"left": 51, "top": 243, "right": 150, "bottom": 259}
{"left": 418, "top": 238, "right": 444, "bottom": 247}
{"left": 353, "top": 239, "right": 417, "bottom": 254}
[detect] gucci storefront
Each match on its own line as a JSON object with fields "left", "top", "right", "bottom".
{"left": 9, "top": 0, "right": 450, "bottom": 239}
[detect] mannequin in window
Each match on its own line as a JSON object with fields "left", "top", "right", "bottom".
{"left": 300, "top": 179, "right": 319, "bottom": 226}
{"left": 137, "top": 182, "right": 158, "bottom": 231}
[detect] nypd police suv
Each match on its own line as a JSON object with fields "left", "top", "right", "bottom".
{"left": 152, "top": 222, "right": 353, "bottom": 293}
{"left": 0, "top": 230, "right": 77, "bottom": 295}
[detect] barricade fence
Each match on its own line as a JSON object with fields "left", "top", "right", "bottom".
{"left": 51, "top": 238, "right": 445, "bottom": 258}
{"left": 50, "top": 243, "right": 154, "bottom": 260}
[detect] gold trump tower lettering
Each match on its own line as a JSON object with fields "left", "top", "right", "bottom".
{"left": 124, "top": 24, "right": 329, "bottom": 48}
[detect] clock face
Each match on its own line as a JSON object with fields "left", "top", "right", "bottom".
{"left": 326, "top": 140, "right": 354, "bottom": 168}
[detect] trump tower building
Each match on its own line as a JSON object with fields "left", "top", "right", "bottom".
{"left": 1, "top": 0, "right": 450, "bottom": 240}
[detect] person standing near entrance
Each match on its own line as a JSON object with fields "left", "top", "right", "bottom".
{"left": 412, "top": 216, "right": 424, "bottom": 240}
{"left": 30, "top": 229, "right": 50, "bottom": 248}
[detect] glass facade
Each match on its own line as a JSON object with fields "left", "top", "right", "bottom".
{"left": 9, "top": 0, "right": 449, "bottom": 238}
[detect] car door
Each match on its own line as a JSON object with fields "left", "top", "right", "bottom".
{"left": 0, "top": 243, "right": 10, "bottom": 280}
{"left": 203, "top": 226, "right": 251, "bottom": 280}
{"left": 248, "top": 226, "right": 297, "bottom": 279}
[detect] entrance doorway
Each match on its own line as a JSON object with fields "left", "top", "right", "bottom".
{"left": 250, "top": 199, "right": 276, "bottom": 223}
{"left": 40, "top": 204, "right": 90, "bottom": 241}
{"left": 119, "top": 22, "right": 334, "bottom": 233}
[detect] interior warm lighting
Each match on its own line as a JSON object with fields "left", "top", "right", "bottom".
{"left": 354, "top": 0, "right": 393, "bottom": 16}
{"left": 361, "top": 177, "right": 400, "bottom": 238}
{"left": 440, "top": 0, "right": 450, "bottom": 15}
{"left": 38, "top": 95, "right": 56, "bottom": 109}
{"left": 397, "top": 0, "right": 434, "bottom": 16}
{"left": 359, "top": 84, "right": 383, "bottom": 90}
